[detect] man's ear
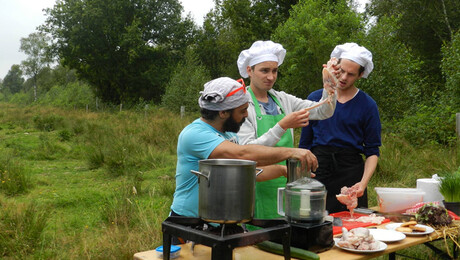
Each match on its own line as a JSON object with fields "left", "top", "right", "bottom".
{"left": 246, "top": 66, "right": 252, "bottom": 77}
{"left": 219, "top": 110, "right": 230, "bottom": 119}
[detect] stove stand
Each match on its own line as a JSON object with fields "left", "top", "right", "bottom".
{"left": 161, "top": 217, "right": 291, "bottom": 260}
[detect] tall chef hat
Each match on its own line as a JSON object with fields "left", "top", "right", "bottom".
{"left": 237, "top": 40, "right": 286, "bottom": 78}
{"left": 331, "top": 42, "right": 374, "bottom": 78}
{"left": 198, "top": 77, "right": 249, "bottom": 111}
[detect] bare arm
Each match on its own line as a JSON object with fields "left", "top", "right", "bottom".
{"left": 209, "top": 141, "right": 318, "bottom": 172}
{"left": 256, "top": 165, "right": 287, "bottom": 182}
{"left": 352, "top": 155, "right": 379, "bottom": 198}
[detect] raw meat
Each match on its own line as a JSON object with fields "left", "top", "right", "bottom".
{"left": 350, "top": 214, "right": 386, "bottom": 225}
{"left": 305, "top": 58, "right": 338, "bottom": 112}
{"left": 336, "top": 186, "right": 358, "bottom": 218}
{"left": 337, "top": 227, "right": 380, "bottom": 251}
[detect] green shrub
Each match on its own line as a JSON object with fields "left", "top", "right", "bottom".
{"left": 33, "top": 114, "right": 65, "bottom": 132}
{"left": 58, "top": 129, "right": 73, "bottom": 141}
{"left": 31, "top": 133, "right": 69, "bottom": 160}
{"left": 38, "top": 82, "right": 96, "bottom": 109}
{"left": 394, "top": 104, "right": 457, "bottom": 146}
{"left": 8, "top": 91, "right": 34, "bottom": 105}
{"left": 441, "top": 30, "right": 460, "bottom": 110}
{"left": 161, "top": 48, "right": 210, "bottom": 113}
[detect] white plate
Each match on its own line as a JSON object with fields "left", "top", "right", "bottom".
{"left": 369, "top": 229, "right": 406, "bottom": 242}
{"left": 385, "top": 223, "right": 434, "bottom": 236}
{"left": 334, "top": 238, "right": 387, "bottom": 253}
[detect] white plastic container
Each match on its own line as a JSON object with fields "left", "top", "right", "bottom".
{"left": 155, "top": 245, "right": 181, "bottom": 259}
{"left": 374, "top": 187, "right": 425, "bottom": 213}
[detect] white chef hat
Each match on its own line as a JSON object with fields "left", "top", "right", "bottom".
{"left": 331, "top": 42, "right": 374, "bottom": 78}
{"left": 237, "top": 40, "right": 286, "bottom": 78}
{"left": 198, "top": 77, "right": 249, "bottom": 111}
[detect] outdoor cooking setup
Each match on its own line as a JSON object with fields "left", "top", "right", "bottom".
{"left": 149, "top": 159, "right": 460, "bottom": 259}
{"left": 161, "top": 158, "right": 334, "bottom": 259}
{"left": 161, "top": 159, "right": 291, "bottom": 260}
{"left": 161, "top": 216, "right": 291, "bottom": 260}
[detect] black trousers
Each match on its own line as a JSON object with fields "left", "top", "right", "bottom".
{"left": 312, "top": 146, "right": 368, "bottom": 214}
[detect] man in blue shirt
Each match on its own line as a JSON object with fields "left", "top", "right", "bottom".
{"left": 299, "top": 43, "right": 382, "bottom": 214}
{"left": 171, "top": 77, "right": 318, "bottom": 219}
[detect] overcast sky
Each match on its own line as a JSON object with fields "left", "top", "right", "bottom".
{"left": 0, "top": 0, "right": 214, "bottom": 80}
{"left": 0, "top": 0, "right": 367, "bottom": 80}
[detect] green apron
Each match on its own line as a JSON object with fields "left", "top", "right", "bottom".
{"left": 248, "top": 88, "right": 294, "bottom": 219}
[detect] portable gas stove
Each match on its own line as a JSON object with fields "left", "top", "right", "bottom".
{"left": 161, "top": 216, "right": 291, "bottom": 260}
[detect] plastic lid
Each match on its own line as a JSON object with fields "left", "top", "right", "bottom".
{"left": 286, "top": 177, "right": 326, "bottom": 192}
{"left": 155, "top": 245, "right": 181, "bottom": 253}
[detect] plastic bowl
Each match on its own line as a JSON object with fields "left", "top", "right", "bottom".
{"left": 374, "top": 187, "right": 425, "bottom": 213}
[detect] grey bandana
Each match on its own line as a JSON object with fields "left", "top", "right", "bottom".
{"left": 198, "top": 77, "right": 249, "bottom": 111}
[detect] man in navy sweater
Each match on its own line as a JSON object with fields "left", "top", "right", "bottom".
{"left": 299, "top": 43, "right": 381, "bottom": 214}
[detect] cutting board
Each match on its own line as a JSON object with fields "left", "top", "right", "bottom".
{"left": 330, "top": 211, "right": 390, "bottom": 235}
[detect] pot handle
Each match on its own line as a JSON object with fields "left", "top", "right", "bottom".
{"left": 256, "top": 168, "right": 264, "bottom": 176}
{"left": 190, "top": 170, "right": 209, "bottom": 180}
{"left": 277, "top": 187, "right": 285, "bottom": 216}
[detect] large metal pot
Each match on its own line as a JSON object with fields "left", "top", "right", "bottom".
{"left": 191, "top": 159, "right": 262, "bottom": 224}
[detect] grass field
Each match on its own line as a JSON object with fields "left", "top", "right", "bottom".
{"left": 0, "top": 103, "right": 458, "bottom": 259}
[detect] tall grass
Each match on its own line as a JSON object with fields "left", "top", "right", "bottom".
{"left": 438, "top": 168, "right": 460, "bottom": 202}
{"left": 0, "top": 198, "right": 50, "bottom": 257}
{"left": 0, "top": 153, "right": 31, "bottom": 195}
{"left": 0, "top": 102, "right": 458, "bottom": 259}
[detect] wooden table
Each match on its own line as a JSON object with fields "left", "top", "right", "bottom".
{"left": 134, "top": 221, "right": 458, "bottom": 260}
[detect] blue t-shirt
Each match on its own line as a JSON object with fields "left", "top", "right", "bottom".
{"left": 299, "top": 89, "right": 381, "bottom": 157}
{"left": 259, "top": 95, "right": 280, "bottom": 115}
{"left": 170, "top": 118, "right": 238, "bottom": 217}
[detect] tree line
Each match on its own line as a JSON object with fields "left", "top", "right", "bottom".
{"left": 0, "top": 0, "right": 459, "bottom": 145}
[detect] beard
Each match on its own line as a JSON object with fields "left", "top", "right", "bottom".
{"left": 222, "top": 115, "right": 245, "bottom": 133}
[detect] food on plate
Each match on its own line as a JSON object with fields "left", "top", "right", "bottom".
{"left": 400, "top": 221, "right": 417, "bottom": 227}
{"left": 411, "top": 226, "right": 427, "bottom": 232}
{"left": 336, "top": 186, "right": 358, "bottom": 217}
{"left": 395, "top": 220, "right": 426, "bottom": 233}
{"left": 395, "top": 227, "right": 413, "bottom": 233}
{"left": 336, "top": 227, "right": 380, "bottom": 250}
{"left": 351, "top": 213, "right": 386, "bottom": 224}
{"left": 415, "top": 204, "right": 453, "bottom": 226}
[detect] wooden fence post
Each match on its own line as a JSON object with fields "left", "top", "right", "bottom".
{"left": 456, "top": 113, "right": 460, "bottom": 139}
{"left": 180, "top": 106, "right": 185, "bottom": 118}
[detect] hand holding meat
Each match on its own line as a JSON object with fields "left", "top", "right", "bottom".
{"left": 305, "top": 58, "right": 338, "bottom": 112}
{"left": 322, "top": 57, "right": 340, "bottom": 93}
{"left": 336, "top": 186, "right": 359, "bottom": 217}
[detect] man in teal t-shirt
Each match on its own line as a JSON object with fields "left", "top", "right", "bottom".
{"left": 170, "top": 77, "right": 319, "bottom": 220}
